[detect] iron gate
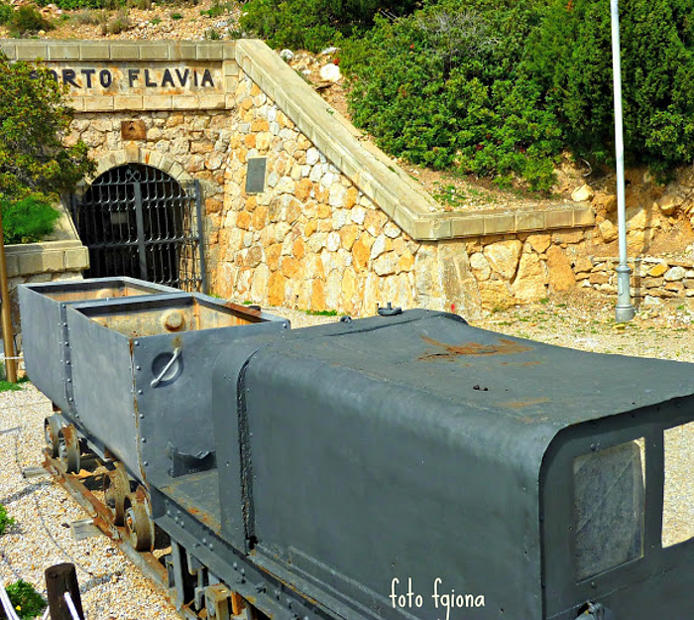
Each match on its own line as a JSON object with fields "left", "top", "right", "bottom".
{"left": 70, "top": 163, "right": 206, "bottom": 292}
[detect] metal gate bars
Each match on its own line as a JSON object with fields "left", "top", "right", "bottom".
{"left": 70, "top": 163, "right": 206, "bottom": 292}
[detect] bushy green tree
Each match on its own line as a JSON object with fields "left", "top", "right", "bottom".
{"left": 239, "top": 0, "right": 421, "bottom": 52}
{"left": 0, "top": 55, "right": 93, "bottom": 202}
{"left": 343, "top": 0, "right": 561, "bottom": 190}
{"left": 523, "top": 0, "right": 694, "bottom": 172}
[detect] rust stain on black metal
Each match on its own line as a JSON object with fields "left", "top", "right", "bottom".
{"left": 225, "top": 300, "right": 262, "bottom": 318}
{"left": 419, "top": 335, "right": 533, "bottom": 361}
{"left": 499, "top": 397, "right": 551, "bottom": 410}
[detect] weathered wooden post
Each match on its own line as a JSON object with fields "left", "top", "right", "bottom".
{"left": 0, "top": 208, "right": 17, "bottom": 383}
{"left": 45, "top": 563, "right": 84, "bottom": 620}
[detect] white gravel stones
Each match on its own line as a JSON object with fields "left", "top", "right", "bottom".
{"left": 0, "top": 386, "right": 178, "bottom": 620}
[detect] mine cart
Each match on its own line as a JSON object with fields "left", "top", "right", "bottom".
{"left": 194, "top": 309, "right": 693, "bottom": 620}
{"left": 18, "top": 277, "right": 177, "bottom": 414}
{"left": 60, "top": 291, "right": 289, "bottom": 488}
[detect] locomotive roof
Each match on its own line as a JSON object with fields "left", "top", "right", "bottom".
{"left": 249, "top": 309, "right": 694, "bottom": 432}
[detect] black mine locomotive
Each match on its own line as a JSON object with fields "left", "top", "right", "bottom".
{"left": 18, "top": 278, "right": 694, "bottom": 620}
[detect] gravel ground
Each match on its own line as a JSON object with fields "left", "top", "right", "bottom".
{"left": 0, "top": 388, "right": 179, "bottom": 619}
{"left": 1, "top": 290, "right": 691, "bottom": 618}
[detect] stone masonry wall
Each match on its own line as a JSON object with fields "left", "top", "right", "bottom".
{"left": 66, "top": 110, "right": 228, "bottom": 214}
{"left": 60, "top": 66, "right": 593, "bottom": 320}
{"left": 4, "top": 39, "right": 596, "bottom": 320}
{"left": 208, "top": 71, "right": 592, "bottom": 318}
{"left": 581, "top": 256, "right": 694, "bottom": 306}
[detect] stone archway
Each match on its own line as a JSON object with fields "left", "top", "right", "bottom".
{"left": 75, "top": 148, "right": 195, "bottom": 197}
{"left": 71, "top": 162, "right": 206, "bottom": 291}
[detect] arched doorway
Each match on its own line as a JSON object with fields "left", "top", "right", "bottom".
{"left": 70, "top": 163, "right": 206, "bottom": 291}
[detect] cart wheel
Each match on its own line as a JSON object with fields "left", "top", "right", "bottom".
{"left": 44, "top": 415, "right": 61, "bottom": 457}
{"left": 124, "top": 488, "right": 154, "bottom": 551}
{"left": 58, "top": 424, "right": 80, "bottom": 473}
{"left": 104, "top": 463, "right": 130, "bottom": 525}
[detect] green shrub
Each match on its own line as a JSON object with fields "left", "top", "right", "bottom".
{"left": 205, "top": 27, "right": 221, "bottom": 40}
{"left": 8, "top": 4, "right": 52, "bottom": 35}
{"left": 0, "top": 504, "right": 15, "bottom": 535}
{"left": 72, "top": 8, "right": 105, "bottom": 25}
{"left": 35, "top": 0, "right": 122, "bottom": 9}
{"left": 0, "top": 3, "right": 12, "bottom": 26}
{"left": 170, "top": 12, "right": 183, "bottom": 20}
{"left": 343, "top": 0, "right": 561, "bottom": 191}
{"left": 101, "top": 8, "right": 130, "bottom": 34}
{"left": 525, "top": 0, "right": 694, "bottom": 173}
{"left": 1, "top": 195, "right": 61, "bottom": 244}
{"left": 1, "top": 581, "right": 46, "bottom": 620}
{"left": 127, "top": 0, "right": 151, "bottom": 9}
{"left": 0, "top": 363, "right": 30, "bottom": 390}
{"left": 0, "top": 56, "right": 94, "bottom": 202}
{"left": 200, "top": 1, "right": 234, "bottom": 18}
{"left": 239, "top": 0, "right": 420, "bottom": 52}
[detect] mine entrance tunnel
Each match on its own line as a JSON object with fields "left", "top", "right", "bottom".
{"left": 71, "top": 163, "right": 206, "bottom": 291}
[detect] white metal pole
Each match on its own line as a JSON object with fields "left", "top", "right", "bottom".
{"left": 611, "top": 0, "right": 635, "bottom": 322}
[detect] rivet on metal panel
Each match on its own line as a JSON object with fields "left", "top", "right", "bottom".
{"left": 143, "top": 461, "right": 148, "bottom": 466}
{"left": 138, "top": 389, "right": 143, "bottom": 395}
{"left": 136, "top": 365, "right": 141, "bottom": 371}
{"left": 134, "top": 340, "right": 140, "bottom": 346}
{"left": 141, "top": 437, "right": 147, "bottom": 443}
{"left": 139, "top": 414, "right": 144, "bottom": 419}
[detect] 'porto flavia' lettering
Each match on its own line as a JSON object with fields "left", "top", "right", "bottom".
{"left": 47, "top": 67, "right": 215, "bottom": 90}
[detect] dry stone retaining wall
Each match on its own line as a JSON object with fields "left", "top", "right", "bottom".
{"left": 581, "top": 256, "right": 694, "bottom": 306}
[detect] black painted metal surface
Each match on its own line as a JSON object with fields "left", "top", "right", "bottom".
{"left": 70, "top": 163, "right": 206, "bottom": 292}
{"left": 17, "top": 277, "right": 177, "bottom": 414}
{"left": 211, "top": 309, "right": 694, "bottom": 619}
{"left": 64, "top": 292, "right": 289, "bottom": 485}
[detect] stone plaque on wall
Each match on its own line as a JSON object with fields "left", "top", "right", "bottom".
{"left": 246, "top": 158, "right": 267, "bottom": 194}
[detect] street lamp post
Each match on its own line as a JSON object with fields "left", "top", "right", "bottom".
{"left": 611, "top": 0, "right": 635, "bottom": 323}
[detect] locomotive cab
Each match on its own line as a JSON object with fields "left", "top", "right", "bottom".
{"left": 211, "top": 309, "right": 694, "bottom": 620}
{"left": 542, "top": 413, "right": 693, "bottom": 619}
